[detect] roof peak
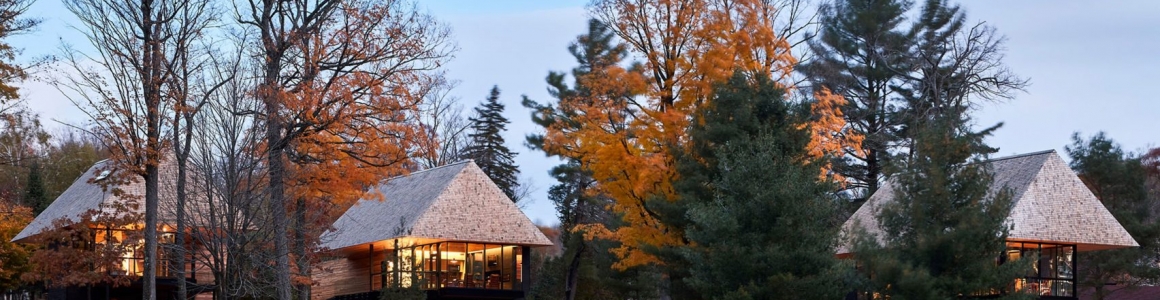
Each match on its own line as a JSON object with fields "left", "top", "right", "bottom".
{"left": 984, "top": 149, "right": 1056, "bottom": 163}
{"left": 382, "top": 160, "right": 473, "bottom": 182}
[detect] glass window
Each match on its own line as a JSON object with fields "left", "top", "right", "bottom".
{"left": 1004, "top": 242, "right": 1076, "bottom": 297}
{"left": 386, "top": 242, "right": 526, "bottom": 290}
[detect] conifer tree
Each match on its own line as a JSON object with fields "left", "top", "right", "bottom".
{"left": 673, "top": 72, "right": 852, "bottom": 299}
{"left": 803, "top": 0, "right": 1027, "bottom": 209}
{"left": 463, "top": 86, "right": 521, "bottom": 202}
{"left": 1067, "top": 132, "right": 1160, "bottom": 300}
{"left": 800, "top": 0, "right": 913, "bottom": 201}
{"left": 853, "top": 111, "right": 1032, "bottom": 299}
{"left": 23, "top": 160, "right": 47, "bottom": 214}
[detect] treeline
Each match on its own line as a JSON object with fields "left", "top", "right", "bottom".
{"left": 522, "top": 1, "right": 1160, "bottom": 300}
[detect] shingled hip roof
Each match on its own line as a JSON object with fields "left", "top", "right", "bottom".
{"left": 320, "top": 160, "right": 553, "bottom": 251}
{"left": 12, "top": 158, "right": 205, "bottom": 242}
{"left": 838, "top": 150, "right": 1138, "bottom": 254}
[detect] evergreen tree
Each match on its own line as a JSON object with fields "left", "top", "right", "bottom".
{"left": 853, "top": 111, "right": 1032, "bottom": 299}
{"left": 802, "top": 0, "right": 1027, "bottom": 211}
{"left": 23, "top": 160, "right": 48, "bottom": 214}
{"left": 463, "top": 86, "right": 521, "bottom": 202}
{"left": 800, "top": 0, "right": 913, "bottom": 203}
{"left": 1066, "top": 132, "right": 1160, "bottom": 300}
{"left": 673, "top": 72, "right": 853, "bottom": 299}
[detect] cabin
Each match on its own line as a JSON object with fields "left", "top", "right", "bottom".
{"left": 13, "top": 159, "right": 552, "bottom": 300}
{"left": 312, "top": 160, "right": 553, "bottom": 300}
{"left": 11, "top": 159, "right": 215, "bottom": 300}
{"left": 839, "top": 150, "right": 1139, "bottom": 299}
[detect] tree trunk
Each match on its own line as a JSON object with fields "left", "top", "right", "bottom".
{"left": 267, "top": 103, "right": 291, "bottom": 300}
{"left": 144, "top": 165, "right": 159, "bottom": 300}
{"left": 141, "top": 0, "right": 162, "bottom": 298}
{"left": 563, "top": 241, "right": 585, "bottom": 300}
{"left": 175, "top": 150, "right": 188, "bottom": 300}
{"left": 257, "top": 0, "right": 292, "bottom": 297}
{"left": 294, "top": 197, "right": 309, "bottom": 300}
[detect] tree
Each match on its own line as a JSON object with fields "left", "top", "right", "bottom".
{"left": 799, "top": 0, "right": 912, "bottom": 200}
{"left": 1066, "top": 132, "right": 1160, "bottom": 300}
{"left": 525, "top": 19, "right": 661, "bottom": 300}
{"left": 0, "top": 109, "right": 49, "bottom": 211}
{"left": 22, "top": 160, "right": 46, "bottom": 214}
{"left": 237, "top": 0, "right": 454, "bottom": 298}
{"left": 532, "top": 0, "right": 799, "bottom": 271}
{"left": 673, "top": 72, "right": 852, "bottom": 299}
{"left": 462, "top": 86, "right": 521, "bottom": 202}
{"left": 187, "top": 65, "right": 280, "bottom": 299}
{"left": 0, "top": 0, "right": 38, "bottom": 112}
{"left": 41, "top": 130, "right": 106, "bottom": 202}
{"left": 0, "top": 198, "right": 34, "bottom": 293}
{"left": 852, "top": 112, "right": 1031, "bottom": 299}
{"left": 414, "top": 76, "right": 471, "bottom": 169}
{"left": 895, "top": 0, "right": 1027, "bottom": 149}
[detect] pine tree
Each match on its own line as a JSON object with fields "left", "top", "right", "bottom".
{"left": 800, "top": 0, "right": 913, "bottom": 202}
{"left": 1066, "top": 132, "right": 1160, "bottom": 300}
{"left": 673, "top": 72, "right": 853, "bottom": 299}
{"left": 463, "top": 86, "right": 520, "bottom": 202}
{"left": 23, "top": 160, "right": 48, "bottom": 214}
{"left": 853, "top": 111, "right": 1032, "bottom": 300}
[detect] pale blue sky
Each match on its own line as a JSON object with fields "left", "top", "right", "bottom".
{"left": 13, "top": 1, "right": 1160, "bottom": 226}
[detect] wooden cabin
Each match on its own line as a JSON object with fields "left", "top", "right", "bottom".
{"left": 838, "top": 150, "right": 1139, "bottom": 299}
{"left": 12, "top": 159, "right": 216, "bottom": 300}
{"left": 312, "top": 160, "right": 553, "bottom": 300}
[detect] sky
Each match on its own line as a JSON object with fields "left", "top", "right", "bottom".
{"left": 11, "top": 0, "right": 1160, "bottom": 227}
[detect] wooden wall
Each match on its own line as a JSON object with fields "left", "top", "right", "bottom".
{"left": 313, "top": 247, "right": 386, "bottom": 300}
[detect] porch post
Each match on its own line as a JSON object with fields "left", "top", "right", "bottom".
{"left": 369, "top": 243, "right": 374, "bottom": 290}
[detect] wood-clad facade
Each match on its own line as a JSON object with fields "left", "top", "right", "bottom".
{"left": 314, "top": 161, "right": 553, "bottom": 300}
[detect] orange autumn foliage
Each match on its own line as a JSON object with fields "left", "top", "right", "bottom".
{"left": 542, "top": 0, "right": 797, "bottom": 269}
{"left": 802, "top": 88, "right": 865, "bottom": 185}
{"left": 22, "top": 199, "right": 143, "bottom": 288}
{"left": 254, "top": 0, "right": 451, "bottom": 289}
{"left": 0, "top": 198, "right": 34, "bottom": 290}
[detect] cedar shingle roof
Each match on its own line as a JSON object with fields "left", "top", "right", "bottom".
{"left": 320, "top": 160, "right": 552, "bottom": 251}
{"left": 839, "top": 150, "right": 1138, "bottom": 254}
{"left": 12, "top": 158, "right": 195, "bottom": 242}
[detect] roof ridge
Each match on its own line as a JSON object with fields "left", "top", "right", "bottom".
{"left": 984, "top": 149, "right": 1056, "bottom": 163}
{"left": 382, "top": 160, "right": 473, "bottom": 182}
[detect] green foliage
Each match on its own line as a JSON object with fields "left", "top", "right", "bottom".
{"left": 853, "top": 114, "right": 1032, "bottom": 300}
{"left": 41, "top": 131, "right": 105, "bottom": 201}
{"left": 22, "top": 160, "right": 47, "bottom": 214}
{"left": 463, "top": 86, "right": 521, "bottom": 202}
{"left": 1067, "top": 132, "right": 1160, "bottom": 299}
{"left": 654, "top": 72, "right": 852, "bottom": 299}
{"left": 803, "top": 0, "right": 1026, "bottom": 209}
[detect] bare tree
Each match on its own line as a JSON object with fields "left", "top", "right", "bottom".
{"left": 414, "top": 75, "right": 471, "bottom": 169}
{"left": 54, "top": 0, "right": 216, "bottom": 298}
{"left": 165, "top": 4, "right": 234, "bottom": 297}
{"left": 187, "top": 62, "right": 276, "bottom": 300}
